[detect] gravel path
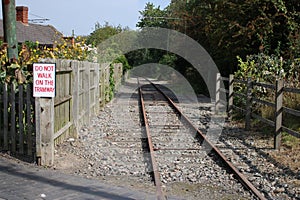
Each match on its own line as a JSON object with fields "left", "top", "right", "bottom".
{"left": 53, "top": 78, "right": 300, "bottom": 200}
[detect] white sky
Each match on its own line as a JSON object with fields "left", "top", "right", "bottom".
{"left": 0, "top": 0, "right": 171, "bottom": 36}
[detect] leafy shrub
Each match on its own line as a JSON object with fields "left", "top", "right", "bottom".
{"left": 234, "top": 53, "right": 300, "bottom": 126}
{"left": 0, "top": 37, "right": 94, "bottom": 84}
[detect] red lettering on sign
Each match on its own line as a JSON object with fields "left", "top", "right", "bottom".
{"left": 37, "top": 73, "right": 52, "bottom": 79}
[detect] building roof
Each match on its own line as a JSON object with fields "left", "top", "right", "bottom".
{"left": 0, "top": 20, "right": 63, "bottom": 45}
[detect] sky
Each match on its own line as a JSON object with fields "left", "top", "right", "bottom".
{"left": 0, "top": 0, "right": 171, "bottom": 36}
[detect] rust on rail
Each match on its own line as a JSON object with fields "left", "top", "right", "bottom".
{"left": 138, "top": 78, "right": 167, "bottom": 200}
{"left": 148, "top": 80, "right": 267, "bottom": 200}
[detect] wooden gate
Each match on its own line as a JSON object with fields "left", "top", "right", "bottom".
{"left": 0, "top": 82, "right": 36, "bottom": 162}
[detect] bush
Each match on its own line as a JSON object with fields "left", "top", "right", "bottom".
{"left": 234, "top": 53, "right": 300, "bottom": 132}
{"left": 0, "top": 38, "right": 94, "bottom": 84}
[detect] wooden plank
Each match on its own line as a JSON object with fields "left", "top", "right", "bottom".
{"left": 66, "top": 71, "right": 72, "bottom": 138}
{"left": 220, "top": 76, "right": 229, "bottom": 81}
{"left": 232, "top": 104, "right": 246, "bottom": 113}
{"left": 252, "top": 97, "right": 275, "bottom": 108}
{"left": 71, "top": 60, "right": 80, "bottom": 131}
{"left": 18, "top": 84, "right": 24, "bottom": 154}
{"left": 283, "top": 106, "right": 300, "bottom": 117}
{"left": 234, "top": 92, "right": 247, "bottom": 98}
{"left": 54, "top": 122, "right": 73, "bottom": 140}
{"left": 84, "top": 62, "right": 91, "bottom": 125}
{"left": 282, "top": 126, "right": 300, "bottom": 138}
{"left": 79, "top": 64, "right": 84, "bottom": 124}
{"left": 10, "top": 84, "right": 16, "bottom": 153}
{"left": 54, "top": 95, "right": 72, "bottom": 107}
{"left": 234, "top": 78, "right": 247, "bottom": 84}
{"left": 251, "top": 113, "right": 275, "bottom": 127}
{"left": 253, "top": 81, "right": 275, "bottom": 90}
{"left": 58, "top": 73, "right": 63, "bottom": 135}
{"left": 55, "top": 59, "right": 72, "bottom": 73}
{"left": 26, "top": 84, "right": 33, "bottom": 156}
{"left": 3, "top": 83, "right": 8, "bottom": 150}
{"left": 283, "top": 87, "right": 300, "bottom": 94}
{"left": 59, "top": 71, "right": 65, "bottom": 140}
{"left": 95, "top": 63, "right": 100, "bottom": 114}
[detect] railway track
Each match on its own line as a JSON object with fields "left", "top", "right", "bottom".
{"left": 137, "top": 78, "right": 267, "bottom": 200}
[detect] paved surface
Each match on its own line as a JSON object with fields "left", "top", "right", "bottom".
{"left": 0, "top": 156, "right": 157, "bottom": 200}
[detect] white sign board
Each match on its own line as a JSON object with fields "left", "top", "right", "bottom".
{"left": 33, "top": 63, "right": 56, "bottom": 97}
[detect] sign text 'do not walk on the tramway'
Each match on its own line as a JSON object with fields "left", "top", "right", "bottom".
{"left": 33, "top": 63, "right": 56, "bottom": 98}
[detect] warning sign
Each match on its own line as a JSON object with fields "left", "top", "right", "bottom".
{"left": 33, "top": 63, "right": 56, "bottom": 97}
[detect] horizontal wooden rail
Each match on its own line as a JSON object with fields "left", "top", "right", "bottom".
{"left": 283, "top": 87, "right": 300, "bottom": 94}
{"left": 283, "top": 106, "right": 300, "bottom": 117}
{"left": 234, "top": 92, "right": 247, "bottom": 98}
{"left": 253, "top": 82, "right": 275, "bottom": 90}
{"left": 220, "top": 76, "right": 229, "bottom": 81}
{"left": 54, "top": 95, "right": 72, "bottom": 107}
{"left": 232, "top": 104, "right": 246, "bottom": 113}
{"left": 282, "top": 126, "right": 300, "bottom": 138}
{"left": 234, "top": 79, "right": 247, "bottom": 84}
{"left": 252, "top": 97, "right": 275, "bottom": 108}
{"left": 251, "top": 113, "right": 275, "bottom": 127}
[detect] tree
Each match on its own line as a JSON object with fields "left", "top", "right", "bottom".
{"left": 167, "top": 0, "right": 300, "bottom": 75}
{"left": 86, "top": 22, "right": 127, "bottom": 46}
{"left": 136, "top": 3, "right": 169, "bottom": 28}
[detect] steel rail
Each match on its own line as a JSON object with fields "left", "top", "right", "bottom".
{"left": 147, "top": 80, "right": 267, "bottom": 200}
{"left": 137, "top": 78, "right": 167, "bottom": 200}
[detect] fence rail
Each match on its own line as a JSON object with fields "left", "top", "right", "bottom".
{"left": 216, "top": 73, "right": 300, "bottom": 149}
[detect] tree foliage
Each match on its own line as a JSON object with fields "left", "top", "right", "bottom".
{"left": 136, "top": 0, "right": 299, "bottom": 75}
{"left": 137, "top": 3, "right": 169, "bottom": 28}
{"left": 167, "top": 0, "right": 300, "bottom": 75}
{"left": 86, "top": 22, "right": 128, "bottom": 46}
{"left": 133, "top": 0, "right": 299, "bottom": 95}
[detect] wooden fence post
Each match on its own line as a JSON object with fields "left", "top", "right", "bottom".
{"left": 35, "top": 97, "right": 54, "bottom": 166}
{"left": 228, "top": 74, "right": 234, "bottom": 120}
{"left": 215, "top": 73, "right": 220, "bottom": 114}
{"left": 245, "top": 77, "right": 252, "bottom": 131}
{"left": 274, "top": 79, "right": 283, "bottom": 149}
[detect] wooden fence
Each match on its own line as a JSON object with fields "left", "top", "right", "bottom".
{"left": 216, "top": 73, "right": 300, "bottom": 149}
{"left": 0, "top": 83, "right": 35, "bottom": 162}
{"left": 0, "top": 59, "right": 123, "bottom": 165}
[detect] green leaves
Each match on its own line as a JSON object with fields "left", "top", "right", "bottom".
{"left": 164, "top": 0, "right": 300, "bottom": 75}
{"left": 136, "top": 3, "right": 169, "bottom": 28}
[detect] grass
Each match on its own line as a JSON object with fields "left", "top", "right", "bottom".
{"left": 282, "top": 132, "right": 300, "bottom": 149}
